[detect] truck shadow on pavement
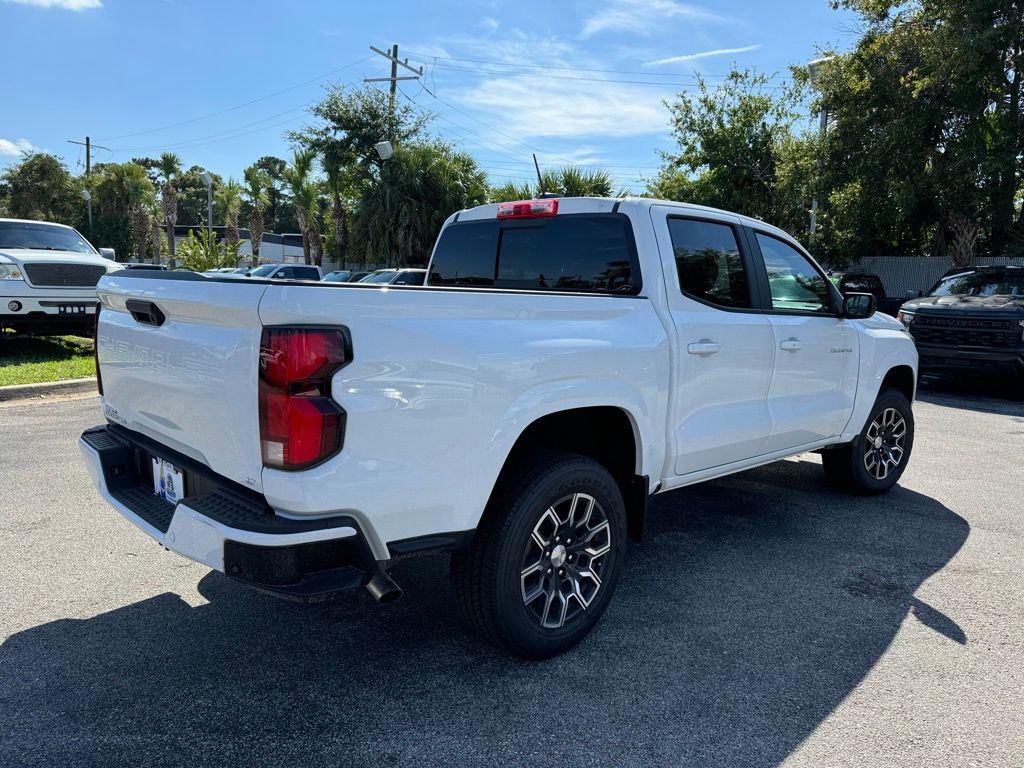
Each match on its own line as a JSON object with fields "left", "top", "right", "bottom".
{"left": 1, "top": 459, "right": 969, "bottom": 768}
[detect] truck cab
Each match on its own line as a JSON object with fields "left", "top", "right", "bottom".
{"left": 0, "top": 218, "right": 121, "bottom": 336}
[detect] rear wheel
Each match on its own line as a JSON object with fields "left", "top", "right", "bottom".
{"left": 451, "top": 450, "right": 627, "bottom": 659}
{"left": 821, "top": 388, "right": 914, "bottom": 494}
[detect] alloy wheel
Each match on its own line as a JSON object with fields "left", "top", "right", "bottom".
{"left": 863, "top": 407, "right": 908, "bottom": 481}
{"left": 520, "top": 492, "right": 612, "bottom": 629}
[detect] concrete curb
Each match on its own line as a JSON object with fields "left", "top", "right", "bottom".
{"left": 0, "top": 377, "right": 96, "bottom": 403}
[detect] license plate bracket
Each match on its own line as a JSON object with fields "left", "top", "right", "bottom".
{"left": 152, "top": 457, "right": 185, "bottom": 504}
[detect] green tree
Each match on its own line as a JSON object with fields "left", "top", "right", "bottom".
{"left": 175, "top": 166, "right": 222, "bottom": 227}
{"left": 649, "top": 69, "right": 813, "bottom": 241}
{"left": 817, "top": 0, "right": 1024, "bottom": 265}
{"left": 155, "top": 152, "right": 181, "bottom": 263}
{"left": 216, "top": 178, "right": 243, "bottom": 246}
{"left": 321, "top": 143, "right": 353, "bottom": 266}
{"left": 176, "top": 228, "right": 240, "bottom": 272}
{"left": 289, "top": 85, "right": 429, "bottom": 173}
{"left": 490, "top": 167, "right": 616, "bottom": 202}
{"left": 242, "top": 166, "right": 269, "bottom": 264}
{"left": 87, "top": 161, "right": 156, "bottom": 260}
{"left": 282, "top": 149, "right": 320, "bottom": 265}
{"left": 0, "top": 153, "right": 82, "bottom": 225}
{"left": 247, "top": 155, "right": 294, "bottom": 233}
{"left": 349, "top": 141, "right": 488, "bottom": 266}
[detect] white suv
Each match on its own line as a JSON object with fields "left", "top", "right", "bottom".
{"left": 0, "top": 218, "right": 121, "bottom": 336}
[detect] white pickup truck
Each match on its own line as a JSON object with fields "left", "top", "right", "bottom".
{"left": 80, "top": 197, "right": 917, "bottom": 658}
{"left": 1, "top": 218, "right": 121, "bottom": 336}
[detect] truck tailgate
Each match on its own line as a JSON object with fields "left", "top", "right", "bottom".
{"left": 96, "top": 273, "right": 268, "bottom": 492}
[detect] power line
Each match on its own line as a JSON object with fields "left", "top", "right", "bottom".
{"left": 403, "top": 50, "right": 790, "bottom": 81}
{"left": 97, "top": 55, "right": 372, "bottom": 142}
{"left": 112, "top": 103, "right": 313, "bottom": 153}
{"left": 428, "top": 63, "right": 789, "bottom": 90}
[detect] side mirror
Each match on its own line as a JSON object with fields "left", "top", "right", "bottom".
{"left": 905, "top": 289, "right": 922, "bottom": 298}
{"left": 99, "top": 247, "right": 116, "bottom": 260}
{"left": 843, "top": 292, "right": 876, "bottom": 319}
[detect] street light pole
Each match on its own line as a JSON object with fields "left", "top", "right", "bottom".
{"left": 200, "top": 171, "right": 213, "bottom": 241}
{"left": 807, "top": 56, "right": 834, "bottom": 249}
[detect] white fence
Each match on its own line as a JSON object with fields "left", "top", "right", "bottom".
{"left": 853, "top": 255, "right": 1024, "bottom": 297}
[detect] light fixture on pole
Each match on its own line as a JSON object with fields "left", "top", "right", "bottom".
{"left": 374, "top": 141, "right": 394, "bottom": 160}
{"left": 807, "top": 56, "right": 834, "bottom": 248}
{"left": 81, "top": 188, "right": 92, "bottom": 232}
{"left": 199, "top": 171, "right": 213, "bottom": 240}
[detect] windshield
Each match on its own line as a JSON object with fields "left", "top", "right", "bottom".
{"left": 360, "top": 270, "right": 397, "bottom": 283}
{"left": 0, "top": 221, "right": 97, "bottom": 254}
{"left": 249, "top": 264, "right": 278, "bottom": 277}
{"left": 930, "top": 271, "right": 1024, "bottom": 298}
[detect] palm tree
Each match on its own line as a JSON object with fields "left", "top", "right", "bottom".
{"left": 216, "top": 178, "right": 243, "bottom": 249}
{"left": 156, "top": 152, "right": 181, "bottom": 265}
{"left": 321, "top": 144, "right": 350, "bottom": 268}
{"left": 282, "top": 149, "right": 320, "bottom": 265}
{"left": 490, "top": 166, "right": 614, "bottom": 202}
{"left": 242, "top": 166, "right": 269, "bottom": 266}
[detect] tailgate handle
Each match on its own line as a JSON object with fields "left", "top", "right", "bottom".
{"left": 125, "top": 299, "right": 166, "bottom": 327}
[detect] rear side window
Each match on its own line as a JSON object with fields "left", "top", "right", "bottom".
{"left": 293, "top": 267, "right": 319, "bottom": 280}
{"left": 668, "top": 218, "right": 752, "bottom": 309}
{"left": 429, "top": 214, "right": 640, "bottom": 294}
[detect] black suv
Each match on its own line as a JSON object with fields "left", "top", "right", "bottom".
{"left": 898, "top": 265, "right": 1024, "bottom": 378}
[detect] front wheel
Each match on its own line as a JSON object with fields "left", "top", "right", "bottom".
{"left": 822, "top": 388, "right": 914, "bottom": 495}
{"left": 451, "top": 451, "right": 628, "bottom": 659}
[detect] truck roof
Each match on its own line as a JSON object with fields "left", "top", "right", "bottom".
{"left": 453, "top": 197, "right": 795, "bottom": 242}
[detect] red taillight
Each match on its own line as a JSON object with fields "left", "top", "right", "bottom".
{"left": 258, "top": 327, "right": 348, "bottom": 470}
{"left": 94, "top": 302, "right": 103, "bottom": 396}
{"left": 496, "top": 199, "right": 558, "bottom": 220}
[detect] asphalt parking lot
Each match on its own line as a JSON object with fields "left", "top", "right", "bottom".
{"left": 1, "top": 386, "right": 1022, "bottom": 768}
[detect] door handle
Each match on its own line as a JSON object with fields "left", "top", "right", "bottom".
{"left": 780, "top": 339, "right": 803, "bottom": 352}
{"left": 687, "top": 341, "right": 721, "bottom": 356}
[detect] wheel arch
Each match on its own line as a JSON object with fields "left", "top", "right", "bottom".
{"left": 881, "top": 364, "right": 916, "bottom": 403}
{"left": 487, "top": 405, "right": 650, "bottom": 543}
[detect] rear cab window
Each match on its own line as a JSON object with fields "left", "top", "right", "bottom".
{"left": 429, "top": 213, "right": 641, "bottom": 295}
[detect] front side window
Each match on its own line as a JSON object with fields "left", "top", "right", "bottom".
{"left": 668, "top": 218, "right": 751, "bottom": 308}
{"left": 756, "top": 233, "right": 832, "bottom": 313}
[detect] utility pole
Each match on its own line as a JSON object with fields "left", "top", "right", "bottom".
{"left": 365, "top": 44, "right": 424, "bottom": 139}
{"left": 67, "top": 136, "right": 110, "bottom": 175}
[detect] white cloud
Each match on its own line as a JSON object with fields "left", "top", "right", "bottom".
{"left": 2, "top": 0, "right": 102, "bottom": 8}
{"left": 0, "top": 138, "right": 36, "bottom": 156}
{"left": 457, "top": 75, "right": 670, "bottom": 139}
{"left": 644, "top": 44, "right": 761, "bottom": 67}
{"left": 479, "top": 17, "right": 499, "bottom": 32}
{"left": 581, "top": 0, "right": 723, "bottom": 39}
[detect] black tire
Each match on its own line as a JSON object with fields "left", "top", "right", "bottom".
{"left": 451, "top": 450, "right": 628, "bottom": 660}
{"left": 821, "top": 387, "right": 914, "bottom": 495}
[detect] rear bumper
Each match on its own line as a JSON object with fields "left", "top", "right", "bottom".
{"left": 79, "top": 424, "right": 381, "bottom": 600}
{"left": 915, "top": 344, "right": 1024, "bottom": 377}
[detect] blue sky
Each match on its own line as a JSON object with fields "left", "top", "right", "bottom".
{"left": 0, "top": 0, "right": 856, "bottom": 192}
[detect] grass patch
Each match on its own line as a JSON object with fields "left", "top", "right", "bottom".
{"left": 0, "top": 335, "right": 95, "bottom": 387}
